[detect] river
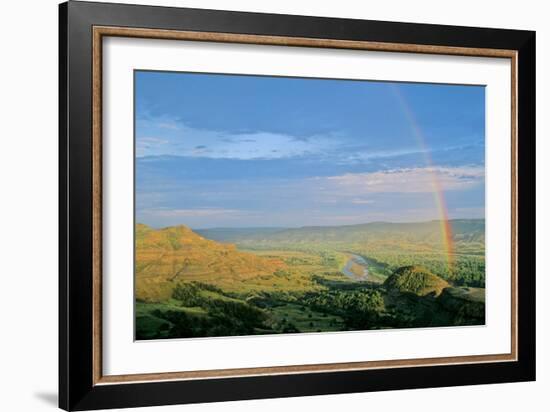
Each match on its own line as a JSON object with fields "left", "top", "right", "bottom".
{"left": 342, "top": 254, "right": 369, "bottom": 281}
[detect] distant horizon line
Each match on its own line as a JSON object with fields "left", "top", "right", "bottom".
{"left": 137, "top": 217, "right": 485, "bottom": 231}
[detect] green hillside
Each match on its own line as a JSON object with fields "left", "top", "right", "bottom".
{"left": 198, "top": 219, "right": 485, "bottom": 248}
{"left": 384, "top": 265, "right": 449, "bottom": 297}
{"left": 199, "top": 219, "right": 486, "bottom": 287}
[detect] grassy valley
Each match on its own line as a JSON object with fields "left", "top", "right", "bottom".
{"left": 136, "top": 220, "right": 485, "bottom": 340}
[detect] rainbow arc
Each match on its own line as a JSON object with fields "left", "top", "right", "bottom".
{"left": 389, "top": 84, "right": 455, "bottom": 272}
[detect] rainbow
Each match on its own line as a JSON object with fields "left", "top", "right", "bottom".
{"left": 389, "top": 84, "right": 455, "bottom": 272}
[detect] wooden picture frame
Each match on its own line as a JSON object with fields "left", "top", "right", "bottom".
{"left": 59, "top": 1, "right": 535, "bottom": 410}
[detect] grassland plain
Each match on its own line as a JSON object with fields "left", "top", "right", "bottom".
{"left": 135, "top": 220, "right": 485, "bottom": 340}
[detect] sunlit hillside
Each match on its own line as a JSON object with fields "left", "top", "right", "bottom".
{"left": 136, "top": 224, "right": 316, "bottom": 301}
{"left": 198, "top": 219, "right": 485, "bottom": 254}
{"left": 384, "top": 265, "right": 449, "bottom": 297}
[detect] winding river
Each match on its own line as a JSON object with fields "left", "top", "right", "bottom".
{"left": 342, "top": 254, "right": 369, "bottom": 281}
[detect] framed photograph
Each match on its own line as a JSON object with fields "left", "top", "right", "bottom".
{"left": 59, "top": 1, "right": 536, "bottom": 410}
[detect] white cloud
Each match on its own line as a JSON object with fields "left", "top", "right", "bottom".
{"left": 320, "top": 166, "right": 484, "bottom": 194}
{"left": 158, "top": 121, "right": 181, "bottom": 130}
{"left": 351, "top": 199, "right": 375, "bottom": 204}
{"left": 136, "top": 115, "right": 338, "bottom": 160}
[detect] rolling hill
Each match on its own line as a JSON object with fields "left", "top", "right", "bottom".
{"left": 197, "top": 219, "right": 485, "bottom": 253}
{"left": 384, "top": 265, "right": 449, "bottom": 297}
{"left": 136, "top": 224, "right": 286, "bottom": 301}
{"left": 198, "top": 219, "right": 486, "bottom": 287}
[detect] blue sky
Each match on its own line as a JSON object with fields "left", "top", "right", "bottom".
{"left": 135, "top": 71, "right": 485, "bottom": 229}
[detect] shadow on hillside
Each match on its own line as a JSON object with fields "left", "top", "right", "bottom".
{"left": 313, "top": 276, "right": 380, "bottom": 290}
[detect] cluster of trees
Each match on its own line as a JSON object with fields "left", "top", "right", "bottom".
{"left": 270, "top": 317, "right": 300, "bottom": 334}
{"left": 447, "top": 259, "right": 485, "bottom": 287}
{"left": 172, "top": 282, "right": 224, "bottom": 306}
{"left": 318, "top": 251, "right": 344, "bottom": 269}
{"left": 304, "top": 289, "right": 384, "bottom": 328}
{"left": 151, "top": 305, "right": 266, "bottom": 338}
{"left": 356, "top": 250, "right": 485, "bottom": 287}
{"left": 383, "top": 265, "right": 448, "bottom": 297}
{"left": 163, "top": 282, "right": 268, "bottom": 337}
{"left": 164, "top": 281, "right": 387, "bottom": 336}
